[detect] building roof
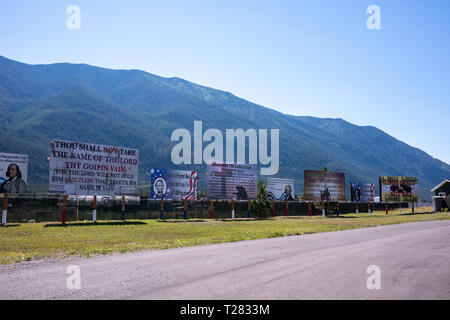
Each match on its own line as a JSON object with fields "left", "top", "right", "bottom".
{"left": 431, "top": 180, "right": 450, "bottom": 192}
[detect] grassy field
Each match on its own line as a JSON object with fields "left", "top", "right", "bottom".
{"left": 1, "top": 207, "right": 448, "bottom": 265}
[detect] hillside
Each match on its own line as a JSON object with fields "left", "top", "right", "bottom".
{"left": 0, "top": 55, "right": 449, "bottom": 200}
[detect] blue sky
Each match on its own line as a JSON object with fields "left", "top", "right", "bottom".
{"left": 1, "top": 0, "right": 449, "bottom": 164}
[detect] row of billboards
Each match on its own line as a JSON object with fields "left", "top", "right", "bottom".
{"left": 151, "top": 164, "right": 295, "bottom": 201}
{"left": 1, "top": 139, "right": 420, "bottom": 202}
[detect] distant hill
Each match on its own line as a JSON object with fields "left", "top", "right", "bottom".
{"left": 0, "top": 55, "right": 448, "bottom": 200}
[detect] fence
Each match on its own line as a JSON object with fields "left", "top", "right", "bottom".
{"left": 1, "top": 195, "right": 410, "bottom": 223}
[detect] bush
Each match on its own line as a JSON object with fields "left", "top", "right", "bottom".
{"left": 251, "top": 181, "right": 272, "bottom": 218}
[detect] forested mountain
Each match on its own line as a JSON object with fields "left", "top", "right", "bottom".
{"left": 1, "top": 55, "right": 448, "bottom": 200}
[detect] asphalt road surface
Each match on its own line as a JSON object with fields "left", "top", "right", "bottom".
{"left": 1, "top": 220, "right": 449, "bottom": 300}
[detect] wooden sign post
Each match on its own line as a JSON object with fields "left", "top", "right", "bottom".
{"left": 231, "top": 200, "right": 235, "bottom": 219}
{"left": 62, "top": 195, "right": 68, "bottom": 225}
{"left": 272, "top": 200, "right": 275, "bottom": 217}
{"left": 210, "top": 200, "right": 214, "bottom": 219}
{"left": 285, "top": 200, "right": 289, "bottom": 217}
{"left": 1, "top": 193, "right": 8, "bottom": 225}
{"left": 121, "top": 196, "right": 126, "bottom": 221}
{"left": 308, "top": 201, "right": 312, "bottom": 217}
{"left": 93, "top": 195, "right": 97, "bottom": 223}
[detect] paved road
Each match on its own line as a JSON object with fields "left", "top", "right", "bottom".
{"left": 1, "top": 220, "right": 449, "bottom": 299}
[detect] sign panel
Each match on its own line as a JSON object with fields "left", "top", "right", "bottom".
{"left": 350, "top": 183, "right": 375, "bottom": 202}
{"left": 49, "top": 139, "right": 139, "bottom": 196}
{"left": 0, "top": 152, "right": 28, "bottom": 195}
{"left": 304, "top": 170, "right": 346, "bottom": 201}
{"left": 150, "top": 169, "right": 198, "bottom": 200}
{"left": 379, "top": 176, "right": 418, "bottom": 202}
{"left": 207, "top": 163, "right": 257, "bottom": 200}
{"left": 267, "top": 178, "right": 295, "bottom": 201}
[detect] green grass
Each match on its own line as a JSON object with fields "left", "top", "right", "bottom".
{"left": 1, "top": 207, "right": 448, "bottom": 265}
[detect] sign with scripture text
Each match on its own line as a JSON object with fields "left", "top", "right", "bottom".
{"left": 49, "top": 139, "right": 139, "bottom": 195}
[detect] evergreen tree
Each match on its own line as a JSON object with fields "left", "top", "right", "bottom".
{"left": 251, "top": 180, "right": 272, "bottom": 218}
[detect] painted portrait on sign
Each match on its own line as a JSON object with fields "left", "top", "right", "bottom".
{"left": 0, "top": 163, "right": 27, "bottom": 195}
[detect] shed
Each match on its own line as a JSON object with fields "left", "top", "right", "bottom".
{"left": 431, "top": 180, "right": 450, "bottom": 211}
{"left": 431, "top": 180, "right": 450, "bottom": 196}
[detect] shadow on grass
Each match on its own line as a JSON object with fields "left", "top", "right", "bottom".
{"left": 331, "top": 211, "right": 436, "bottom": 218}
{"left": 326, "top": 215, "right": 358, "bottom": 219}
{"left": 44, "top": 221, "right": 148, "bottom": 227}
{"left": 158, "top": 219, "right": 206, "bottom": 223}
{"left": 276, "top": 215, "right": 358, "bottom": 219}
{"left": 1, "top": 223, "right": 21, "bottom": 228}
{"left": 399, "top": 212, "right": 435, "bottom": 216}
{"left": 216, "top": 218, "right": 276, "bottom": 222}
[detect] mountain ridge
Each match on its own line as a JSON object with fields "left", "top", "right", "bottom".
{"left": 0, "top": 55, "right": 448, "bottom": 200}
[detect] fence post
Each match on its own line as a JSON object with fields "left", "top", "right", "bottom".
{"left": 336, "top": 202, "right": 339, "bottom": 217}
{"left": 399, "top": 203, "right": 402, "bottom": 214}
{"left": 322, "top": 201, "right": 325, "bottom": 217}
{"left": 160, "top": 198, "right": 164, "bottom": 220}
{"left": 285, "top": 200, "right": 289, "bottom": 217}
{"left": 272, "top": 200, "right": 275, "bottom": 217}
{"left": 308, "top": 201, "right": 312, "bottom": 217}
{"left": 385, "top": 201, "right": 388, "bottom": 215}
{"left": 210, "top": 200, "right": 214, "bottom": 219}
{"left": 93, "top": 195, "right": 97, "bottom": 223}
{"left": 1, "top": 193, "right": 7, "bottom": 225}
{"left": 232, "top": 200, "right": 235, "bottom": 219}
{"left": 184, "top": 198, "right": 187, "bottom": 220}
{"left": 76, "top": 197, "right": 79, "bottom": 221}
{"left": 62, "top": 194, "right": 67, "bottom": 225}
{"left": 411, "top": 201, "right": 414, "bottom": 214}
{"left": 356, "top": 202, "right": 359, "bottom": 216}
{"left": 121, "top": 196, "right": 126, "bottom": 221}
{"left": 368, "top": 202, "right": 371, "bottom": 216}
{"left": 248, "top": 200, "right": 251, "bottom": 218}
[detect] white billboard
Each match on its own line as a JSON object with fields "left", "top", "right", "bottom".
{"left": 49, "top": 139, "right": 139, "bottom": 196}
{"left": 0, "top": 153, "right": 28, "bottom": 195}
{"left": 267, "top": 178, "right": 295, "bottom": 201}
